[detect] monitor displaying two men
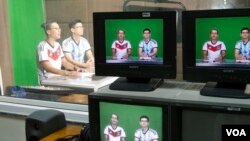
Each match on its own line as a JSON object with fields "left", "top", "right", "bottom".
{"left": 105, "top": 19, "right": 164, "bottom": 64}
{"left": 196, "top": 17, "right": 250, "bottom": 67}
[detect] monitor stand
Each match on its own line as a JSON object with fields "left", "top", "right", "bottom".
{"left": 109, "top": 77, "right": 163, "bottom": 91}
{"left": 200, "top": 82, "right": 250, "bottom": 99}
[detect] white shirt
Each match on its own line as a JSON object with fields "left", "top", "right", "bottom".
{"left": 62, "top": 37, "right": 91, "bottom": 63}
{"left": 104, "top": 125, "right": 126, "bottom": 141}
{"left": 111, "top": 40, "right": 131, "bottom": 59}
{"left": 202, "top": 41, "right": 226, "bottom": 61}
{"left": 37, "top": 41, "right": 64, "bottom": 81}
{"left": 139, "top": 39, "right": 158, "bottom": 57}
{"left": 135, "top": 128, "right": 158, "bottom": 141}
{"left": 235, "top": 40, "right": 250, "bottom": 57}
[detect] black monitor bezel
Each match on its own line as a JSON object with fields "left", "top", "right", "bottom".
{"left": 170, "top": 103, "right": 250, "bottom": 141}
{"left": 88, "top": 94, "right": 169, "bottom": 141}
{"left": 182, "top": 8, "right": 250, "bottom": 82}
{"left": 93, "top": 11, "right": 176, "bottom": 79}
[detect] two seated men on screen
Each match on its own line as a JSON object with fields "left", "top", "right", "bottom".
{"left": 111, "top": 28, "right": 158, "bottom": 61}
{"left": 202, "top": 28, "right": 250, "bottom": 63}
{"left": 104, "top": 114, "right": 158, "bottom": 141}
{"left": 37, "top": 20, "right": 94, "bottom": 82}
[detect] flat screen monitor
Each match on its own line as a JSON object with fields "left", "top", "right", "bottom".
{"left": 182, "top": 8, "right": 250, "bottom": 98}
{"left": 88, "top": 94, "right": 168, "bottom": 141}
{"left": 93, "top": 11, "right": 176, "bottom": 91}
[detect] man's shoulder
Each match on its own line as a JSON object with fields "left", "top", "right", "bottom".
{"left": 117, "top": 126, "right": 125, "bottom": 130}
{"left": 139, "top": 40, "right": 145, "bottom": 44}
{"left": 80, "top": 37, "right": 90, "bottom": 43}
{"left": 37, "top": 41, "right": 47, "bottom": 51}
{"left": 149, "top": 128, "right": 158, "bottom": 135}
{"left": 38, "top": 41, "right": 46, "bottom": 46}
{"left": 38, "top": 40, "right": 52, "bottom": 49}
{"left": 135, "top": 128, "right": 141, "bottom": 133}
{"left": 203, "top": 41, "right": 210, "bottom": 44}
{"left": 112, "top": 40, "right": 119, "bottom": 43}
{"left": 104, "top": 125, "right": 111, "bottom": 129}
{"left": 62, "top": 37, "right": 73, "bottom": 44}
{"left": 235, "top": 40, "right": 242, "bottom": 45}
{"left": 217, "top": 40, "right": 226, "bottom": 44}
{"left": 150, "top": 39, "right": 157, "bottom": 44}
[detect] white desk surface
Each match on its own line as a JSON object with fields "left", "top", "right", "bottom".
{"left": 41, "top": 74, "right": 118, "bottom": 92}
{"left": 93, "top": 80, "right": 250, "bottom": 109}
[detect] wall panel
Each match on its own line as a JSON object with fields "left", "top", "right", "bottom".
{"left": 0, "top": 0, "right": 13, "bottom": 92}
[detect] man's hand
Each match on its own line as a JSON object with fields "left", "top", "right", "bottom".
{"left": 66, "top": 71, "right": 81, "bottom": 78}
{"left": 74, "top": 66, "right": 82, "bottom": 71}
{"left": 84, "top": 60, "right": 93, "bottom": 68}
{"left": 87, "top": 58, "right": 95, "bottom": 63}
{"left": 214, "top": 56, "right": 222, "bottom": 62}
{"left": 122, "top": 54, "right": 129, "bottom": 59}
{"left": 141, "top": 53, "right": 148, "bottom": 57}
{"left": 238, "top": 55, "right": 247, "bottom": 60}
{"left": 112, "top": 56, "right": 117, "bottom": 60}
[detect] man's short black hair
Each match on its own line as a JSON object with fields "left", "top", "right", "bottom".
{"left": 69, "top": 19, "right": 82, "bottom": 29}
{"left": 140, "top": 115, "right": 149, "bottom": 122}
{"left": 210, "top": 28, "right": 219, "bottom": 34}
{"left": 41, "top": 21, "right": 57, "bottom": 35}
{"left": 143, "top": 28, "right": 151, "bottom": 34}
{"left": 241, "top": 27, "right": 250, "bottom": 33}
{"left": 111, "top": 113, "right": 118, "bottom": 120}
{"left": 117, "top": 29, "right": 125, "bottom": 34}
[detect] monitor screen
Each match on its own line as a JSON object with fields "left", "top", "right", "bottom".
{"left": 182, "top": 9, "right": 250, "bottom": 98}
{"left": 183, "top": 8, "right": 250, "bottom": 83}
{"left": 182, "top": 109, "right": 250, "bottom": 141}
{"left": 105, "top": 19, "right": 163, "bottom": 64}
{"left": 195, "top": 17, "right": 250, "bottom": 67}
{"left": 88, "top": 94, "right": 168, "bottom": 141}
{"left": 93, "top": 11, "right": 176, "bottom": 79}
{"left": 168, "top": 105, "right": 250, "bottom": 141}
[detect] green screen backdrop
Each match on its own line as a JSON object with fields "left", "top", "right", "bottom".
{"left": 196, "top": 17, "right": 250, "bottom": 59}
{"left": 8, "top": 0, "right": 45, "bottom": 85}
{"left": 105, "top": 19, "right": 163, "bottom": 57}
{"left": 100, "top": 102, "right": 163, "bottom": 141}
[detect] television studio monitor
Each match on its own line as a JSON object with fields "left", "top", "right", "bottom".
{"left": 88, "top": 94, "right": 169, "bottom": 141}
{"left": 182, "top": 8, "right": 250, "bottom": 98}
{"left": 93, "top": 11, "right": 176, "bottom": 91}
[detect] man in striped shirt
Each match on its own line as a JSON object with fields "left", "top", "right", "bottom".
{"left": 134, "top": 115, "right": 158, "bottom": 141}
{"left": 235, "top": 27, "right": 250, "bottom": 61}
{"left": 62, "top": 19, "right": 94, "bottom": 70}
{"left": 139, "top": 28, "right": 158, "bottom": 60}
